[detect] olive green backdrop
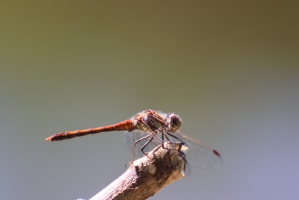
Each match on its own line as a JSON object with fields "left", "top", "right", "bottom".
{"left": 1, "top": 1, "right": 298, "bottom": 199}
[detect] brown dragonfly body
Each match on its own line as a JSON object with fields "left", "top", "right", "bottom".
{"left": 46, "top": 109, "right": 222, "bottom": 169}
{"left": 46, "top": 110, "right": 168, "bottom": 141}
{"left": 46, "top": 119, "right": 135, "bottom": 141}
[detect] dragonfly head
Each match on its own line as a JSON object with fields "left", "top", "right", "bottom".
{"left": 166, "top": 113, "right": 182, "bottom": 132}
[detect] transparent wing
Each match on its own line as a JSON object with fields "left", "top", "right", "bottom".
{"left": 124, "top": 130, "right": 163, "bottom": 159}
{"left": 167, "top": 131, "right": 223, "bottom": 169}
{"left": 125, "top": 129, "right": 222, "bottom": 169}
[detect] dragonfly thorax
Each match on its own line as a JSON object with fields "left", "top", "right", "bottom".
{"left": 132, "top": 110, "right": 182, "bottom": 134}
{"left": 143, "top": 114, "right": 164, "bottom": 131}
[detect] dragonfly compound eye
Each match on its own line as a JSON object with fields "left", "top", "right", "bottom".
{"left": 166, "top": 113, "right": 182, "bottom": 132}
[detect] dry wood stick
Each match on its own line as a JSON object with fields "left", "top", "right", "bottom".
{"left": 88, "top": 145, "right": 186, "bottom": 200}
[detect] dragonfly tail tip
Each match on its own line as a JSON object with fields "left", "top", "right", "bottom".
{"left": 45, "top": 137, "right": 52, "bottom": 142}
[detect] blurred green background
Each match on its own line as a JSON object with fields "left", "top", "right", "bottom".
{"left": 1, "top": 1, "right": 298, "bottom": 200}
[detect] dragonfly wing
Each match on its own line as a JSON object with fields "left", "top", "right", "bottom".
{"left": 168, "top": 132, "right": 223, "bottom": 169}
{"left": 124, "top": 130, "right": 162, "bottom": 159}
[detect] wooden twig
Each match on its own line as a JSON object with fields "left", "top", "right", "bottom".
{"left": 89, "top": 145, "right": 186, "bottom": 200}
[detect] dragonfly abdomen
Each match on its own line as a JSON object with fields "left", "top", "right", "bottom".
{"left": 45, "top": 119, "right": 134, "bottom": 141}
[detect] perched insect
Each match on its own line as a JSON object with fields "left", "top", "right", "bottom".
{"left": 46, "top": 109, "right": 222, "bottom": 169}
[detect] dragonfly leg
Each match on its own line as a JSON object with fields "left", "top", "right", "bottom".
{"left": 161, "top": 130, "right": 166, "bottom": 149}
{"left": 165, "top": 132, "right": 189, "bottom": 168}
{"left": 140, "top": 136, "right": 154, "bottom": 158}
{"left": 166, "top": 132, "right": 185, "bottom": 151}
{"left": 131, "top": 133, "right": 154, "bottom": 163}
{"left": 161, "top": 131, "right": 175, "bottom": 149}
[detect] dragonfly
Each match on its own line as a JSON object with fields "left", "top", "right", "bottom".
{"left": 46, "top": 109, "right": 222, "bottom": 169}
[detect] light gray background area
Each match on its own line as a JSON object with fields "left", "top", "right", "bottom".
{"left": 1, "top": 1, "right": 298, "bottom": 200}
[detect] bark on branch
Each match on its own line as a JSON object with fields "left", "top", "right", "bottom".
{"left": 89, "top": 145, "right": 186, "bottom": 200}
